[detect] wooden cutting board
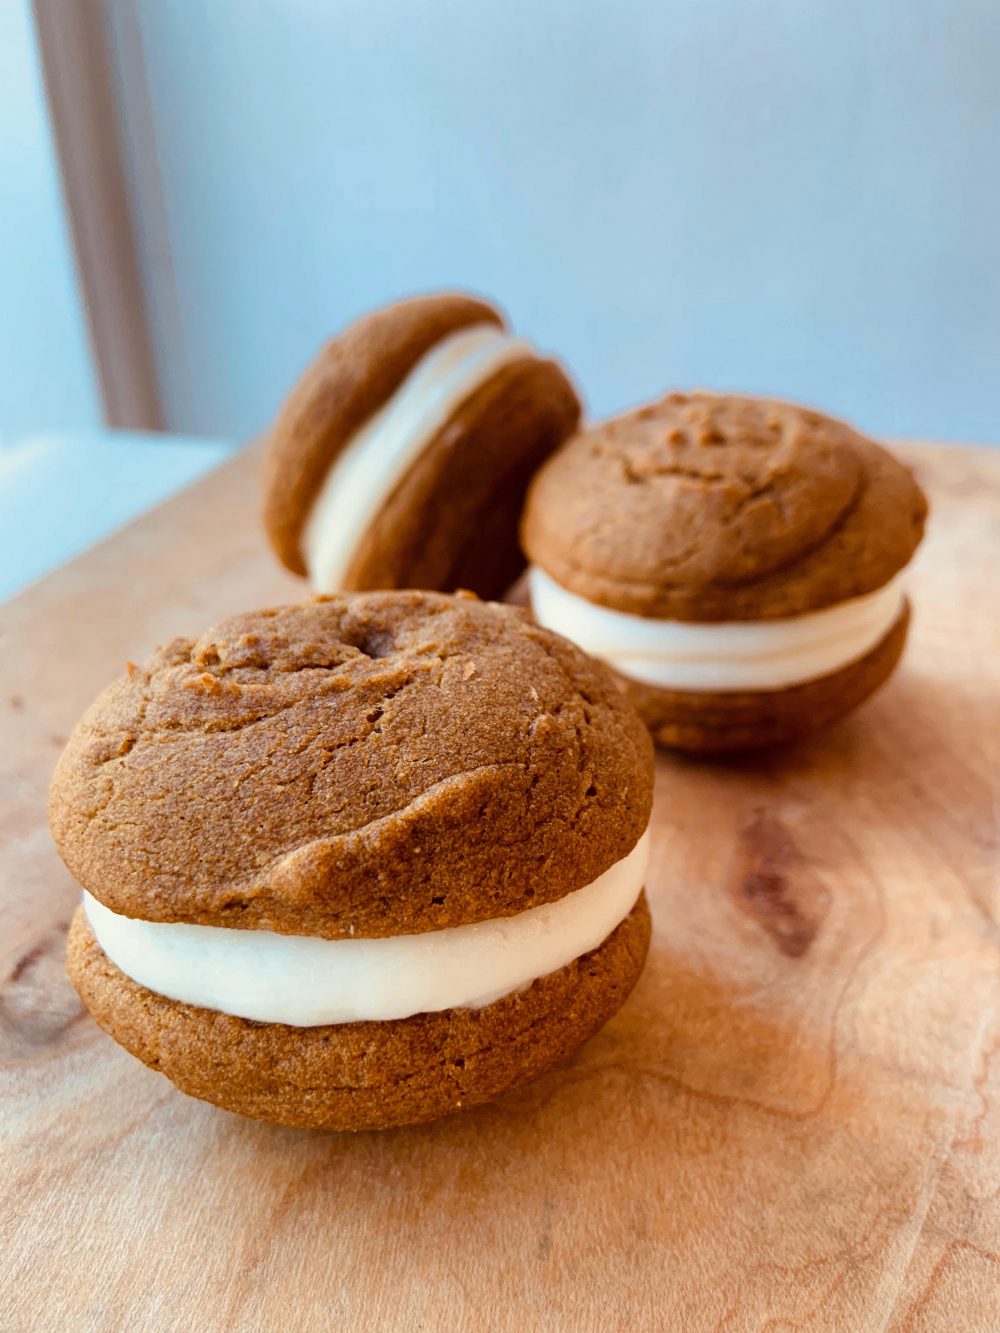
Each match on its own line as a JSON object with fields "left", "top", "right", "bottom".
{"left": 2, "top": 443, "right": 998, "bottom": 1332}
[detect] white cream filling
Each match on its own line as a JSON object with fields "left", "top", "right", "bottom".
{"left": 303, "top": 323, "right": 536, "bottom": 592}
{"left": 529, "top": 567, "right": 905, "bottom": 692}
{"left": 83, "top": 831, "right": 649, "bottom": 1027}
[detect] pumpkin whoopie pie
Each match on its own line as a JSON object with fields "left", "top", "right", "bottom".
{"left": 262, "top": 293, "right": 581, "bottom": 600}
{"left": 522, "top": 392, "right": 927, "bottom": 752}
{"left": 51, "top": 592, "right": 653, "bottom": 1131}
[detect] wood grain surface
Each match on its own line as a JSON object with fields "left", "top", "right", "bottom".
{"left": 1, "top": 443, "right": 998, "bottom": 1332}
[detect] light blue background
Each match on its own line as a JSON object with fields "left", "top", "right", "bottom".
{"left": 0, "top": 0, "right": 100, "bottom": 441}
{"left": 3, "top": 0, "right": 999, "bottom": 446}
{"left": 124, "top": 0, "right": 1000, "bottom": 444}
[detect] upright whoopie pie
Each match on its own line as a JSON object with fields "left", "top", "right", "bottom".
{"left": 52, "top": 592, "right": 653, "bottom": 1131}
{"left": 522, "top": 392, "right": 928, "bottom": 752}
{"left": 262, "top": 294, "right": 581, "bottom": 600}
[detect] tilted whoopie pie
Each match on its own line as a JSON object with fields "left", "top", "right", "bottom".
{"left": 522, "top": 392, "right": 928, "bottom": 752}
{"left": 262, "top": 293, "right": 581, "bottom": 601}
{"left": 51, "top": 592, "right": 653, "bottom": 1131}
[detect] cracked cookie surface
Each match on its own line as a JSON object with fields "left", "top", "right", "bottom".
{"left": 522, "top": 392, "right": 927, "bottom": 621}
{"left": 49, "top": 592, "right": 653, "bottom": 938}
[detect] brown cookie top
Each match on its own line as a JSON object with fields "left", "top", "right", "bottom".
{"left": 522, "top": 392, "right": 928, "bottom": 621}
{"left": 262, "top": 293, "right": 503, "bottom": 575}
{"left": 49, "top": 592, "right": 653, "bottom": 940}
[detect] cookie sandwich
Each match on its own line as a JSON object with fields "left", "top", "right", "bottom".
{"left": 52, "top": 592, "right": 653, "bottom": 1130}
{"left": 262, "top": 293, "right": 581, "bottom": 600}
{"left": 522, "top": 392, "right": 927, "bottom": 751}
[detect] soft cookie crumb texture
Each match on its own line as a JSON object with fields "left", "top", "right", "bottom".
{"left": 49, "top": 592, "right": 653, "bottom": 939}
{"left": 522, "top": 392, "right": 927, "bottom": 621}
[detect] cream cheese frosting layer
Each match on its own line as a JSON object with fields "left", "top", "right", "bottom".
{"left": 303, "top": 322, "right": 536, "bottom": 592}
{"left": 83, "top": 830, "right": 649, "bottom": 1027}
{"left": 529, "top": 567, "right": 905, "bottom": 692}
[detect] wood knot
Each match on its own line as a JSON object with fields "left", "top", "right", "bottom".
{"left": 729, "top": 809, "right": 830, "bottom": 958}
{"left": 1, "top": 924, "right": 86, "bottom": 1055}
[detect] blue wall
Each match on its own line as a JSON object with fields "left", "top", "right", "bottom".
{"left": 0, "top": 0, "right": 101, "bottom": 439}
{"left": 126, "top": 0, "right": 1000, "bottom": 443}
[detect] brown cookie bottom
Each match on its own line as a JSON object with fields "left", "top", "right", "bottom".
{"left": 344, "top": 356, "right": 580, "bottom": 600}
{"left": 621, "top": 602, "right": 911, "bottom": 753}
{"left": 67, "top": 895, "right": 650, "bottom": 1132}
